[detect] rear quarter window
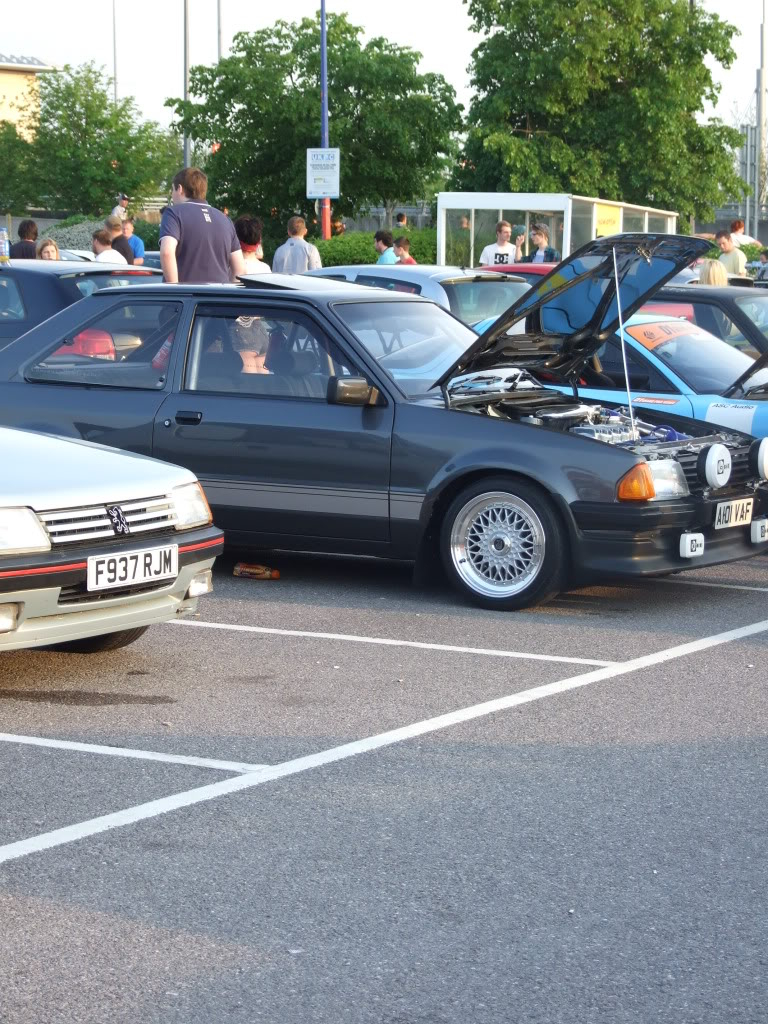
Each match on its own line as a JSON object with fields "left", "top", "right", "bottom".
{"left": 0, "top": 277, "right": 27, "bottom": 320}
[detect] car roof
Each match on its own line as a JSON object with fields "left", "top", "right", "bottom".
{"left": 657, "top": 283, "right": 760, "bottom": 300}
{"left": 478, "top": 263, "right": 556, "bottom": 274}
{"left": 2, "top": 260, "right": 161, "bottom": 277}
{"left": 85, "top": 276, "right": 430, "bottom": 304}
{"left": 309, "top": 264, "right": 510, "bottom": 282}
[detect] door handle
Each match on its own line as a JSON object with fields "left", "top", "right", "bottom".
{"left": 175, "top": 410, "right": 203, "bottom": 425}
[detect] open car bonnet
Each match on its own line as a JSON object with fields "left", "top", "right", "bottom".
{"left": 434, "top": 233, "right": 711, "bottom": 390}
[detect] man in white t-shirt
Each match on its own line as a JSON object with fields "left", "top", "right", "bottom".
{"left": 478, "top": 220, "right": 516, "bottom": 266}
{"left": 92, "top": 229, "right": 128, "bottom": 263}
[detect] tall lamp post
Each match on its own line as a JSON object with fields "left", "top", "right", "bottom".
{"left": 112, "top": 0, "right": 118, "bottom": 104}
{"left": 183, "top": 0, "right": 190, "bottom": 166}
{"left": 320, "top": 0, "right": 331, "bottom": 239}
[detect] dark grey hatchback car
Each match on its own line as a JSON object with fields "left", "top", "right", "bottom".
{"left": 0, "top": 233, "right": 767, "bottom": 610}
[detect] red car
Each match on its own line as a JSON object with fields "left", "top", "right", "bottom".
{"left": 479, "top": 262, "right": 557, "bottom": 287}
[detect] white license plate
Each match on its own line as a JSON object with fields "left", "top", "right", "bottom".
{"left": 87, "top": 544, "right": 178, "bottom": 591}
{"left": 714, "top": 498, "right": 754, "bottom": 530}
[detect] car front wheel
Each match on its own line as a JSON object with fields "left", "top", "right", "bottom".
{"left": 48, "top": 626, "right": 151, "bottom": 654}
{"left": 440, "top": 477, "right": 565, "bottom": 610}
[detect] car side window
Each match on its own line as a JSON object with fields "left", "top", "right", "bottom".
{"left": 685, "top": 301, "right": 756, "bottom": 356}
{"left": 24, "top": 301, "right": 182, "bottom": 388}
{"left": 0, "top": 277, "right": 26, "bottom": 320}
{"left": 593, "top": 338, "right": 678, "bottom": 393}
{"left": 185, "top": 307, "right": 359, "bottom": 399}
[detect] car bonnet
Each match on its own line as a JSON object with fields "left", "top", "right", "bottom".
{"left": 433, "top": 233, "right": 711, "bottom": 389}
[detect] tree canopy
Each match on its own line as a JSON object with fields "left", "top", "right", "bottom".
{"left": 453, "top": 0, "right": 745, "bottom": 224}
{"left": 167, "top": 12, "right": 462, "bottom": 222}
{"left": 0, "top": 63, "right": 180, "bottom": 214}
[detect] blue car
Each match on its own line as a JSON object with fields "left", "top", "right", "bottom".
{"left": 474, "top": 312, "right": 768, "bottom": 438}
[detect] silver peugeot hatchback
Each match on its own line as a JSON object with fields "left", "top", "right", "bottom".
{"left": 0, "top": 427, "right": 224, "bottom": 653}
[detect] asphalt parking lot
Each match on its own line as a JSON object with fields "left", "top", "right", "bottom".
{"left": 1, "top": 551, "right": 767, "bottom": 1023}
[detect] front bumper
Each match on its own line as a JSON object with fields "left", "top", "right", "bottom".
{"left": 0, "top": 525, "right": 224, "bottom": 651}
{"left": 567, "top": 489, "right": 768, "bottom": 577}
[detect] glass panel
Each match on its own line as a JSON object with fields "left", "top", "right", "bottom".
{"left": 624, "top": 319, "right": 762, "bottom": 392}
{"left": 352, "top": 274, "right": 421, "bottom": 295}
{"left": 0, "top": 277, "right": 26, "bottom": 319}
{"left": 647, "top": 214, "right": 668, "bottom": 233}
{"left": 334, "top": 300, "right": 477, "bottom": 396}
{"left": 25, "top": 302, "right": 182, "bottom": 388}
{"left": 472, "top": 208, "right": 502, "bottom": 267}
{"left": 186, "top": 309, "right": 358, "bottom": 398}
{"left": 623, "top": 210, "right": 645, "bottom": 232}
{"left": 502, "top": 209, "right": 528, "bottom": 258}
{"left": 441, "top": 277, "right": 531, "bottom": 324}
{"left": 570, "top": 199, "right": 594, "bottom": 253}
{"left": 444, "top": 208, "right": 472, "bottom": 267}
{"left": 524, "top": 211, "right": 563, "bottom": 261}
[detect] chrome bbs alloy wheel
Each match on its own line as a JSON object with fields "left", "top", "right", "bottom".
{"left": 449, "top": 491, "right": 546, "bottom": 598}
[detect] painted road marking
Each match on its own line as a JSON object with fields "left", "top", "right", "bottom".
{"left": 658, "top": 577, "right": 768, "bottom": 594}
{"left": 168, "top": 619, "right": 617, "bottom": 667}
{"left": 2, "top": 616, "right": 767, "bottom": 867}
{"left": 0, "top": 734, "right": 268, "bottom": 774}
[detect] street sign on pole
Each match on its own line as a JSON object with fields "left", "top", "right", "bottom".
{"left": 306, "top": 148, "right": 340, "bottom": 200}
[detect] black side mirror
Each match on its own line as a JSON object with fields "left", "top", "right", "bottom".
{"left": 326, "top": 375, "right": 379, "bottom": 406}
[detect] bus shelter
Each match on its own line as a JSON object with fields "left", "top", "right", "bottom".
{"left": 436, "top": 192, "right": 679, "bottom": 267}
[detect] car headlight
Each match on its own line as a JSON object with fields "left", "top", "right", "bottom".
{"left": 172, "top": 482, "right": 212, "bottom": 530}
{"left": 0, "top": 507, "right": 51, "bottom": 554}
{"left": 648, "top": 459, "right": 690, "bottom": 499}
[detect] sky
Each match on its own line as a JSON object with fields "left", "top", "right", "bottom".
{"left": 2, "top": 0, "right": 765, "bottom": 130}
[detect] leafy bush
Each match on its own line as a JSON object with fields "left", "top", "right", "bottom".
{"left": 315, "top": 228, "right": 437, "bottom": 267}
{"left": 132, "top": 219, "right": 160, "bottom": 250}
{"left": 56, "top": 213, "right": 91, "bottom": 228}
{"left": 46, "top": 219, "right": 104, "bottom": 250}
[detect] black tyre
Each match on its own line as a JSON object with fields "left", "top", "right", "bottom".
{"left": 48, "top": 626, "right": 151, "bottom": 654}
{"left": 439, "top": 476, "right": 565, "bottom": 610}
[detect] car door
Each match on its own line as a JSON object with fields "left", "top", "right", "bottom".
{"left": 152, "top": 300, "right": 394, "bottom": 544}
{"left": 3, "top": 296, "right": 186, "bottom": 453}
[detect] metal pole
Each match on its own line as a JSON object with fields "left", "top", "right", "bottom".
{"left": 183, "top": 0, "right": 190, "bottom": 166}
{"left": 112, "top": 0, "right": 118, "bottom": 104}
{"left": 320, "top": 0, "right": 331, "bottom": 240}
{"left": 759, "top": 0, "right": 768, "bottom": 225}
{"left": 746, "top": 124, "right": 753, "bottom": 239}
{"left": 217, "top": 0, "right": 223, "bottom": 61}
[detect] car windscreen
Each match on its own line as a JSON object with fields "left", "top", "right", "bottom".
{"left": 625, "top": 319, "right": 768, "bottom": 394}
{"left": 333, "top": 300, "right": 477, "bottom": 397}
{"left": 440, "top": 278, "right": 530, "bottom": 325}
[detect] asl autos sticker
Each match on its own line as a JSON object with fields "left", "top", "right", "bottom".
{"left": 705, "top": 401, "right": 757, "bottom": 433}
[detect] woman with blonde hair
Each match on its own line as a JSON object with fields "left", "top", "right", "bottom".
{"left": 697, "top": 259, "right": 728, "bottom": 286}
{"left": 36, "top": 238, "right": 60, "bottom": 260}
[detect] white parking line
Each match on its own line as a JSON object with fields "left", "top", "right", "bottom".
{"left": 2, "top": 615, "right": 766, "bottom": 867}
{"left": 658, "top": 578, "right": 768, "bottom": 593}
{"left": 168, "top": 619, "right": 616, "bottom": 666}
{"left": 0, "top": 734, "right": 268, "bottom": 774}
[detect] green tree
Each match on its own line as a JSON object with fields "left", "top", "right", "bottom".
{"left": 166, "top": 12, "right": 462, "bottom": 223}
{"left": 15, "top": 63, "right": 181, "bottom": 214}
{"left": 454, "top": 0, "right": 745, "bottom": 224}
{"left": 0, "top": 122, "right": 35, "bottom": 212}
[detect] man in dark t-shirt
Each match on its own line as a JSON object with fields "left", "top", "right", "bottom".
{"left": 10, "top": 219, "right": 38, "bottom": 259}
{"left": 104, "top": 215, "right": 135, "bottom": 264}
{"left": 159, "top": 167, "right": 244, "bottom": 284}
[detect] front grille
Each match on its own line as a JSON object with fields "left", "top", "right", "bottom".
{"left": 676, "top": 445, "right": 751, "bottom": 494}
{"left": 58, "top": 578, "right": 172, "bottom": 605}
{"left": 38, "top": 495, "right": 177, "bottom": 545}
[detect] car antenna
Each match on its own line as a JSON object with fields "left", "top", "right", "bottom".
{"left": 612, "top": 245, "right": 638, "bottom": 441}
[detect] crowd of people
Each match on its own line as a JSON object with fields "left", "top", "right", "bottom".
{"left": 7, "top": 168, "right": 426, "bottom": 281}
